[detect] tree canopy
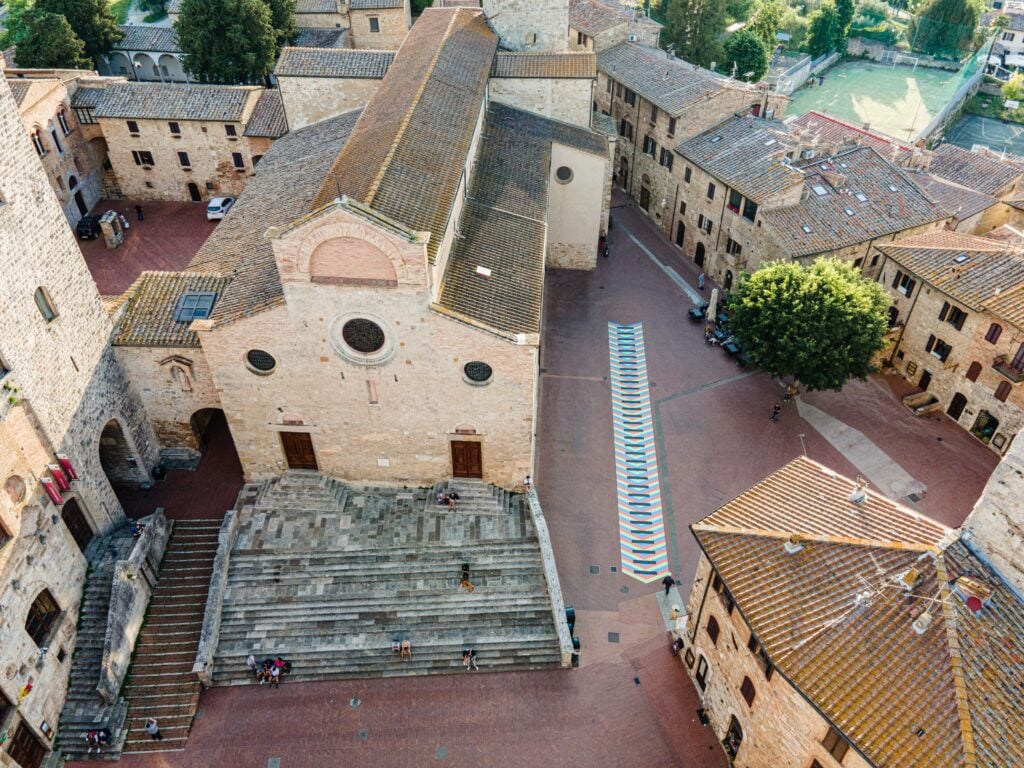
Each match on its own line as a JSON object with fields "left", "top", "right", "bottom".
{"left": 806, "top": 1, "right": 840, "bottom": 57}
{"left": 264, "top": 0, "right": 298, "bottom": 56}
{"left": 35, "top": 0, "right": 123, "bottom": 61}
{"left": 723, "top": 28, "right": 770, "bottom": 81}
{"left": 726, "top": 259, "right": 890, "bottom": 392}
{"left": 175, "top": 0, "right": 277, "bottom": 83}
{"left": 10, "top": 8, "right": 92, "bottom": 69}
{"left": 908, "top": 0, "right": 982, "bottom": 57}
{"left": 664, "top": 0, "right": 727, "bottom": 70}
{"left": 747, "top": 0, "right": 784, "bottom": 48}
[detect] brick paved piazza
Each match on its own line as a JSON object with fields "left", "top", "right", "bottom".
{"left": 74, "top": 198, "right": 997, "bottom": 768}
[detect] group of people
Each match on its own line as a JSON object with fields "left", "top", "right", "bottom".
{"left": 435, "top": 490, "right": 460, "bottom": 509}
{"left": 392, "top": 639, "right": 413, "bottom": 660}
{"left": 462, "top": 648, "right": 478, "bottom": 671}
{"left": 83, "top": 727, "right": 111, "bottom": 753}
{"left": 246, "top": 654, "right": 292, "bottom": 687}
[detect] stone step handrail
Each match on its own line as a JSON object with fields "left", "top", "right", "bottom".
{"left": 524, "top": 486, "right": 574, "bottom": 668}
{"left": 192, "top": 508, "right": 240, "bottom": 687}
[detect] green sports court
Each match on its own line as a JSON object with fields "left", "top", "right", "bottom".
{"left": 786, "top": 56, "right": 978, "bottom": 142}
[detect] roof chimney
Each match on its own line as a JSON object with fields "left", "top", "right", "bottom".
{"left": 848, "top": 476, "right": 868, "bottom": 504}
{"left": 912, "top": 611, "right": 933, "bottom": 635}
{"left": 783, "top": 534, "right": 804, "bottom": 554}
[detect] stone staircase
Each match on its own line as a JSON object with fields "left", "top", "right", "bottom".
{"left": 120, "top": 519, "right": 221, "bottom": 754}
{"left": 55, "top": 530, "right": 137, "bottom": 762}
{"left": 101, "top": 169, "right": 123, "bottom": 200}
{"left": 211, "top": 472, "right": 561, "bottom": 684}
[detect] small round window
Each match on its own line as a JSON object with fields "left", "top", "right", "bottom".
{"left": 245, "top": 349, "right": 276, "bottom": 374}
{"left": 464, "top": 361, "right": 493, "bottom": 385}
{"left": 555, "top": 166, "right": 573, "bottom": 184}
{"left": 342, "top": 319, "right": 386, "bottom": 354}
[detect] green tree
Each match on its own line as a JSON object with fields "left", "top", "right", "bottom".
{"left": 723, "top": 28, "right": 770, "bottom": 80}
{"left": 9, "top": 9, "right": 92, "bottom": 68}
{"left": 175, "top": 0, "right": 276, "bottom": 83}
{"left": 264, "top": 0, "right": 297, "bottom": 56}
{"left": 907, "top": 0, "right": 982, "bottom": 57}
{"left": 726, "top": 0, "right": 755, "bottom": 23}
{"left": 1003, "top": 73, "right": 1024, "bottom": 102}
{"left": 747, "top": 0, "right": 784, "bottom": 48}
{"left": 779, "top": 7, "right": 809, "bottom": 50}
{"left": 664, "top": 0, "right": 727, "bottom": 70}
{"left": 806, "top": 1, "right": 839, "bottom": 57}
{"left": 411, "top": 0, "right": 430, "bottom": 12}
{"left": 727, "top": 259, "right": 890, "bottom": 391}
{"left": 834, "top": 0, "right": 855, "bottom": 49}
{"left": 35, "top": 0, "right": 123, "bottom": 62}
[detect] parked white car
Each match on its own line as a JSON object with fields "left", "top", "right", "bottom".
{"left": 206, "top": 197, "right": 235, "bottom": 220}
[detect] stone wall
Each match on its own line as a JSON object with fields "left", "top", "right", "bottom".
{"left": 100, "top": 112, "right": 262, "bottom": 202}
{"left": 348, "top": 4, "right": 410, "bottom": 50}
{"left": 192, "top": 508, "right": 239, "bottom": 686}
{"left": 524, "top": 488, "right": 573, "bottom": 667}
{"left": 683, "top": 555, "right": 873, "bottom": 768}
{"left": 481, "top": 0, "right": 568, "bottom": 51}
{"left": 277, "top": 77, "right": 380, "bottom": 131}
{"left": 487, "top": 77, "right": 593, "bottom": 127}
{"left": 97, "top": 509, "right": 169, "bottom": 703}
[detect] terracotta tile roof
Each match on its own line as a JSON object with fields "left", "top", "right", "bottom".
{"left": 275, "top": 47, "right": 395, "bottom": 78}
{"left": 761, "top": 146, "right": 947, "bottom": 257}
{"left": 114, "top": 272, "right": 231, "bottom": 346}
{"left": 597, "top": 42, "right": 745, "bottom": 117}
{"left": 693, "top": 457, "right": 1024, "bottom": 768}
{"left": 929, "top": 143, "right": 1024, "bottom": 196}
{"left": 676, "top": 115, "right": 802, "bottom": 203}
{"left": 911, "top": 172, "right": 999, "bottom": 220}
{"left": 877, "top": 233, "right": 1024, "bottom": 318}
{"left": 490, "top": 52, "right": 596, "bottom": 79}
{"left": 437, "top": 103, "right": 606, "bottom": 337}
{"left": 293, "top": 27, "right": 348, "bottom": 48}
{"left": 85, "top": 82, "right": 259, "bottom": 122}
{"left": 789, "top": 110, "right": 914, "bottom": 163}
{"left": 243, "top": 89, "right": 288, "bottom": 138}
{"left": 295, "top": 0, "right": 340, "bottom": 12}
{"left": 69, "top": 85, "right": 105, "bottom": 109}
{"left": 569, "top": 0, "right": 659, "bottom": 34}
{"left": 350, "top": 0, "right": 404, "bottom": 7}
{"left": 112, "top": 25, "right": 180, "bottom": 53}
{"left": 189, "top": 108, "right": 363, "bottom": 325}
{"left": 311, "top": 7, "right": 498, "bottom": 264}
{"left": 982, "top": 223, "right": 1024, "bottom": 247}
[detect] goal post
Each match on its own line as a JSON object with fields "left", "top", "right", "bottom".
{"left": 893, "top": 54, "right": 920, "bottom": 72}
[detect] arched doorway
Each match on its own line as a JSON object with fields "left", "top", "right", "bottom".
{"left": 695, "top": 242, "right": 705, "bottom": 267}
{"left": 189, "top": 408, "right": 223, "bottom": 454}
{"left": 947, "top": 393, "right": 968, "bottom": 421}
{"left": 675, "top": 221, "right": 685, "bottom": 247}
{"left": 61, "top": 498, "right": 95, "bottom": 553}
{"left": 723, "top": 716, "right": 744, "bottom": 761}
{"left": 724, "top": 270, "right": 733, "bottom": 290}
{"left": 99, "top": 419, "right": 147, "bottom": 490}
{"left": 619, "top": 156, "right": 629, "bottom": 191}
{"left": 187, "top": 182, "right": 202, "bottom": 202}
{"left": 639, "top": 174, "right": 651, "bottom": 211}
{"left": 971, "top": 410, "right": 999, "bottom": 444}
{"left": 887, "top": 306, "right": 899, "bottom": 328}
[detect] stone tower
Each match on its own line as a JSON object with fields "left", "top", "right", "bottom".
{"left": 0, "top": 77, "right": 155, "bottom": 531}
{"left": 480, "top": 0, "right": 569, "bottom": 51}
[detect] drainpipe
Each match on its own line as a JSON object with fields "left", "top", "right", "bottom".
{"left": 629, "top": 96, "right": 640, "bottom": 201}
{"left": 688, "top": 556, "right": 713, "bottom": 644}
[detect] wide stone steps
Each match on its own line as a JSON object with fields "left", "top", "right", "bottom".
{"left": 120, "top": 519, "right": 221, "bottom": 755}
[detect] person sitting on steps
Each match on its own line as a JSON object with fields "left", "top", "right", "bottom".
{"left": 400, "top": 640, "right": 413, "bottom": 661}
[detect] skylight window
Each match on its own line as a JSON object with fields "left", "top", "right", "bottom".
{"left": 174, "top": 291, "right": 217, "bottom": 323}
{"left": 888, "top": 184, "right": 898, "bottom": 192}
{"left": 845, "top": 208, "right": 855, "bottom": 216}
{"left": 840, "top": 162, "right": 849, "bottom": 168}
{"left": 710, "top": 135, "right": 722, "bottom": 143}
{"left": 812, "top": 185, "right": 828, "bottom": 196}
{"left": 801, "top": 224, "right": 812, "bottom": 234}
{"left": 820, "top": 163, "right": 831, "bottom": 171}
{"left": 476, "top": 265, "right": 492, "bottom": 277}
{"left": 855, "top": 192, "right": 868, "bottom": 202}
{"left": 764, "top": 139, "right": 776, "bottom": 146}
{"left": 953, "top": 254, "right": 969, "bottom": 264}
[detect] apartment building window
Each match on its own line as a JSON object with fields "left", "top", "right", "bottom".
{"left": 1003, "top": 31, "right": 1015, "bottom": 41}
{"left": 624, "top": 88, "right": 636, "bottom": 107}
{"left": 578, "top": 31, "right": 589, "bottom": 46}
{"left": 706, "top": 616, "right": 720, "bottom": 645}
{"left": 616, "top": 83, "right": 623, "bottom": 98}
{"left": 697, "top": 214, "right": 713, "bottom": 235}
{"left": 726, "top": 237, "right": 742, "bottom": 256}
{"left": 642, "top": 135, "right": 657, "bottom": 156}
{"left": 127, "top": 120, "right": 140, "bottom": 135}
{"left": 232, "top": 152, "right": 245, "bottom": 169}
{"left": 727, "top": 188, "right": 742, "bottom": 213}
{"left": 178, "top": 151, "right": 191, "bottom": 168}
{"left": 938, "top": 302, "right": 968, "bottom": 331}
{"left": 58, "top": 109, "right": 71, "bottom": 135}
{"left": 369, "top": 16, "right": 380, "bottom": 32}
{"left": 225, "top": 124, "right": 237, "bottom": 137}
{"left": 606, "top": 76, "right": 612, "bottom": 93}
{"left": 926, "top": 335, "right": 952, "bottom": 362}
{"left": 667, "top": 116, "right": 677, "bottom": 137}
{"left": 679, "top": 201, "right": 687, "bottom": 215}
{"left": 25, "top": 589, "right": 61, "bottom": 647}
{"left": 619, "top": 119, "right": 634, "bottom": 142}
{"left": 966, "top": 361, "right": 982, "bottom": 382}
{"left": 50, "top": 129, "right": 63, "bottom": 154}
{"left": 684, "top": 166, "right": 692, "bottom": 183}
{"left": 822, "top": 727, "right": 849, "bottom": 762}
{"left": 131, "top": 150, "right": 154, "bottom": 166}
{"left": 695, "top": 655, "right": 708, "bottom": 690}
{"left": 996, "top": 381, "right": 1012, "bottom": 402}
{"left": 985, "top": 323, "right": 1002, "bottom": 344}
{"left": 740, "top": 677, "right": 756, "bottom": 706}
{"left": 706, "top": 182, "right": 716, "bottom": 200}
{"left": 649, "top": 104, "right": 658, "bottom": 124}
{"left": 31, "top": 131, "right": 46, "bottom": 156}
{"left": 892, "top": 270, "right": 916, "bottom": 297}
{"left": 169, "top": 121, "right": 181, "bottom": 136}
{"left": 742, "top": 198, "right": 759, "bottom": 222}
{"left": 746, "top": 634, "right": 774, "bottom": 680}
{"left": 34, "top": 287, "right": 58, "bottom": 322}
{"left": 659, "top": 148, "right": 674, "bottom": 170}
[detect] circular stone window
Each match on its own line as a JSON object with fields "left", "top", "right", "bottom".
{"left": 342, "top": 319, "right": 386, "bottom": 354}
{"left": 463, "top": 361, "right": 493, "bottom": 386}
{"left": 555, "top": 166, "right": 573, "bottom": 184}
{"left": 245, "top": 349, "right": 277, "bottom": 375}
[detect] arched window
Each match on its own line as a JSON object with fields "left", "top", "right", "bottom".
{"left": 706, "top": 615, "right": 720, "bottom": 645}
{"left": 30, "top": 130, "right": 45, "bottom": 156}
{"left": 25, "top": 589, "right": 61, "bottom": 647}
{"left": 985, "top": 323, "right": 1002, "bottom": 344}
{"left": 34, "top": 287, "right": 57, "bottom": 322}
{"left": 966, "top": 361, "right": 982, "bottom": 382}
{"left": 995, "top": 381, "right": 1012, "bottom": 403}
{"left": 740, "top": 676, "right": 756, "bottom": 706}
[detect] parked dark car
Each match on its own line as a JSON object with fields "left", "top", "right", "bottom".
{"left": 76, "top": 215, "right": 102, "bottom": 240}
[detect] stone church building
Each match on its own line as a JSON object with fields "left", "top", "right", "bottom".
{"left": 110, "top": 3, "right": 612, "bottom": 489}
